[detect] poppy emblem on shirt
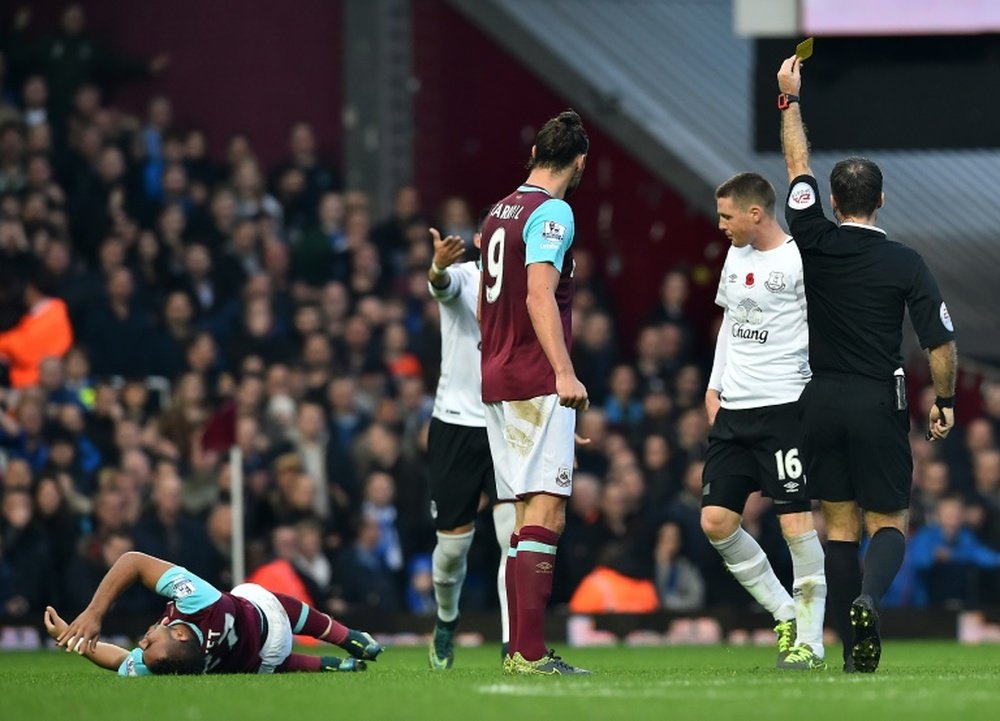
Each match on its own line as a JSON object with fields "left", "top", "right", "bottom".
{"left": 745, "top": 272, "right": 755, "bottom": 287}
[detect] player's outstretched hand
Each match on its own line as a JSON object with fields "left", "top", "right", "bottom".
{"left": 927, "top": 405, "right": 955, "bottom": 442}
{"left": 556, "top": 372, "right": 589, "bottom": 411}
{"left": 57, "top": 607, "right": 103, "bottom": 655}
{"left": 777, "top": 55, "right": 802, "bottom": 95}
{"left": 430, "top": 227, "right": 466, "bottom": 270}
{"left": 43, "top": 606, "right": 69, "bottom": 640}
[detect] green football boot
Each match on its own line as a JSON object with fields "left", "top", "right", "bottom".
{"left": 776, "top": 644, "right": 827, "bottom": 670}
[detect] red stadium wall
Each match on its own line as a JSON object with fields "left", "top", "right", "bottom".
{"left": 9, "top": 0, "right": 343, "bottom": 170}
{"left": 411, "top": 0, "right": 723, "bottom": 349}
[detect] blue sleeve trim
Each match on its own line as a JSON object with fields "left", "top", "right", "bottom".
{"left": 154, "top": 567, "right": 222, "bottom": 614}
{"left": 524, "top": 199, "right": 574, "bottom": 272}
{"left": 118, "top": 647, "right": 152, "bottom": 677}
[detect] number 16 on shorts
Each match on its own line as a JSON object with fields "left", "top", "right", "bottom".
{"left": 774, "top": 448, "right": 802, "bottom": 483}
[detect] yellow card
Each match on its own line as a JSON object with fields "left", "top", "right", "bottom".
{"left": 795, "top": 37, "right": 814, "bottom": 61}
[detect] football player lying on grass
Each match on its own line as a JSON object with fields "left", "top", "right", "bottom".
{"left": 45, "top": 551, "right": 383, "bottom": 676}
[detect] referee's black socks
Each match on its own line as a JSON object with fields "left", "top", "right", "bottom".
{"left": 826, "top": 540, "right": 862, "bottom": 663}
{"left": 861, "top": 527, "right": 907, "bottom": 607}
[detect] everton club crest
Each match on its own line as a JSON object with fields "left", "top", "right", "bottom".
{"left": 764, "top": 271, "right": 786, "bottom": 293}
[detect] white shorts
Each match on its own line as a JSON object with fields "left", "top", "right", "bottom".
{"left": 231, "top": 583, "right": 293, "bottom": 674}
{"left": 485, "top": 394, "right": 576, "bottom": 501}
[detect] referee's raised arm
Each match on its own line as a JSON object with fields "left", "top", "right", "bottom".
{"left": 778, "top": 55, "right": 812, "bottom": 181}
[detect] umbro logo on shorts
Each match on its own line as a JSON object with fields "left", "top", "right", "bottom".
{"left": 535, "top": 561, "right": 553, "bottom": 573}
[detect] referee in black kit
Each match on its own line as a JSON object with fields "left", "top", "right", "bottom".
{"left": 776, "top": 54, "right": 958, "bottom": 673}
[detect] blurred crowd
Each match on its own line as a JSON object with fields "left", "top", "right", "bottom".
{"left": 1, "top": 6, "right": 1000, "bottom": 628}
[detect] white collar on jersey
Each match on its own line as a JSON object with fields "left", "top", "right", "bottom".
{"left": 840, "top": 221, "right": 887, "bottom": 235}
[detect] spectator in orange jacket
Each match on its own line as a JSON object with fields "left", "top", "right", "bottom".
{"left": 568, "top": 544, "right": 660, "bottom": 614}
{"left": 0, "top": 273, "right": 73, "bottom": 388}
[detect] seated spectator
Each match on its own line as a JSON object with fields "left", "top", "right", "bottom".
{"left": 270, "top": 122, "right": 339, "bottom": 216}
{"left": 336, "top": 514, "right": 401, "bottom": 611}
{"left": 0, "top": 395, "right": 49, "bottom": 471}
{"left": 603, "top": 364, "right": 644, "bottom": 432}
{"left": 555, "top": 473, "right": 604, "bottom": 603}
{"left": 568, "top": 543, "right": 659, "bottom": 614}
{"left": 0, "top": 488, "right": 52, "bottom": 620}
{"left": 232, "top": 157, "right": 283, "bottom": 223}
{"left": 83, "top": 267, "right": 155, "bottom": 377}
{"left": 361, "top": 471, "right": 403, "bottom": 574}
{"left": 63, "top": 531, "right": 158, "bottom": 617}
{"left": 654, "top": 521, "right": 706, "bottom": 612}
{"left": 405, "top": 553, "right": 435, "bottom": 615}
{"left": 133, "top": 471, "right": 213, "bottom": 580}
{"left": 911, "top": 494, "right": 1000, "bottom": 607}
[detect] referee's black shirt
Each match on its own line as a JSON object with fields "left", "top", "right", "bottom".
{"left": 785, "top": 174, "right": 955, "bottom": 381}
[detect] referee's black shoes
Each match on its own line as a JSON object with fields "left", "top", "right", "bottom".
{"left": 849, "top": 594, "right": 882, "bottom": 673}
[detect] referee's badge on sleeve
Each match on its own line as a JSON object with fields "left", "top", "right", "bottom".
{"left": 940, "top": 302, "right": 953, "bottom": 332}
{"left": 788, "top": 182, "right": 815, "bottom": 210}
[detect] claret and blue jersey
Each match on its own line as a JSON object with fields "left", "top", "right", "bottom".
{"left": 479, "top": 185, "right": 576, "bottom": 403}
{"left": 118, "top": 567, "right": 264, "bottom": 676}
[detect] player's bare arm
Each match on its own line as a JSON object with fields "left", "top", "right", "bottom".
{"left": 778, "top": 56, "right": 812, "bottom": 181}
{"left": 58, "top": 552, "right": 174, "bottom": 654}
{"left": 44, "top": 606, "right": 129, "bottom": 671}
{"left": 525, "top": 262, "right": 588, "bottom": 410}
{"left": 927, "top": 340, "right": 958, "bottom": 441}
{"left": 428, "top": 227, "right": 466, "bottom": 289}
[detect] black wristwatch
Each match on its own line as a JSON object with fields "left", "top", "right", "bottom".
{"left": 777, "top": 93, "right": 800, "bottom": 110}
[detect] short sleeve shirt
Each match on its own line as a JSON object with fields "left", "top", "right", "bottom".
{"left": 117, "top": 567, "right": 265, "bottom": 676}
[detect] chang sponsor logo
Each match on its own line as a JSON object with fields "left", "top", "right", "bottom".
{"left": 732, "top": 298, "right": 769, "bottom": 344}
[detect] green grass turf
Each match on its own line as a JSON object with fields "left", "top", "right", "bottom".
{"left": 3, "top": 642, "right": 1000, "bottom": 721}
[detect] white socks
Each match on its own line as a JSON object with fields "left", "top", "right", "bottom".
{"left": 432, "top": 528, "right": 475, "bottom": 623}
{"left": 711, "top": 527, "right": 795, "bottom": 622}
{"left": 787, "top": 529, "right": 827, "bottom": 657}
{"left": 492, "top": 503, "right": 515, "bottom": 644}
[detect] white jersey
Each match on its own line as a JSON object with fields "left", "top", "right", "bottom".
{"left": 709, "top": 239, "right": 810, "bottom": 409}
{"left": 429, "top": 261, "right": 486, "bottom": 427}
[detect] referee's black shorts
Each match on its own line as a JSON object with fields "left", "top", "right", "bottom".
{"left": 427, "top": 417, "right": 496, "bottom": 531}
{"left": 702, "top": 401, "right": 812, "bottom": 516}
{"left": 799, "top": 374, "right": 912, "bottom": 513}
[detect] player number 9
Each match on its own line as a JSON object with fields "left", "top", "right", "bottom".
{"left": 484, "top": 228, "right": 505, "bottom": 304}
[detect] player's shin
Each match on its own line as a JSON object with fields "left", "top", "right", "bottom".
{"left": 825, "top": 540, "right": 862, "bottom": 664}
{"left": 711, "top": 527, "right": 795, "bottom": 622}
{"left": 493, "top": 503, "right": 516, "bottom": 648}
{"left": 506, "top": 533, "right": 519, "bottom": 655}
{"left": 787, "top": 529, "right": 826, "bottom": 656}
{"left": 514, "top": 525, "right": 559, "bottom": 661}
{"left": 432, "top": 528, "right": 475, "bottom": 623}
{"left": 860, "top": 527, "right": 906, "bottom": 607}
{"left": 273, "top": 593, "right": 348, "bottom": 645}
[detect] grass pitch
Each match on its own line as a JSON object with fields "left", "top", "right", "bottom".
{"left": 3, "top": 642, "right": 999, "bottom": 721}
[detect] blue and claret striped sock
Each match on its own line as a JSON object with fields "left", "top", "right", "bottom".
{"left": 514, "top": 525, "right": 560, "bottom": 661}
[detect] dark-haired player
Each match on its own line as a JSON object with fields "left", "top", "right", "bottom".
{"left": 778, "top": 55, "right": 957, "bottom": 672}
{"left": 426, "top": 223, "right": 515, "bottom": 670}
{"left": 48, "top": 551, "right": 382, "bottom": 675}
{"left": 479, "top": 110, "right": 590, "bottom": 675}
